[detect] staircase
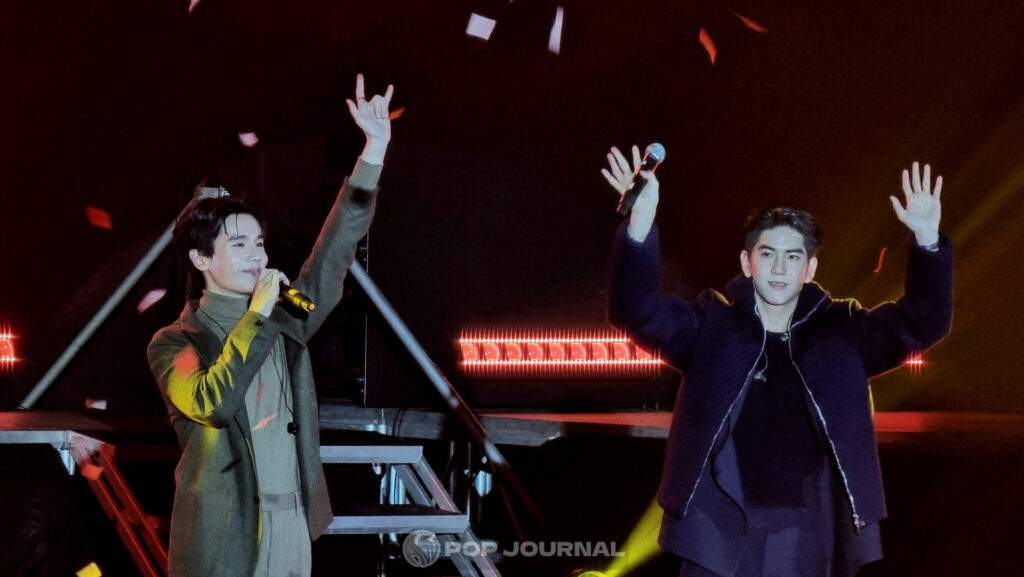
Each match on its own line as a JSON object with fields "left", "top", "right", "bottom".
{"left": 320, "top": 444, "right": 500, "bottom": 577}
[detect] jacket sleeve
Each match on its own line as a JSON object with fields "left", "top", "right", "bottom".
{"left": 607, "top": 222, "right": 703, "bottom": 368}
{"left": 147, "top": 311, "right": 280, "bottom": 428}
{"left": 286, "top": 166, "right": 378, "bottom": 342}
{"left": 850, "top": 233, "right": 954, "bottom": 377}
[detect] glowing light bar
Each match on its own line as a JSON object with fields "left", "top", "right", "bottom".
{"left": 0, "top": 331, "right": 17, "bottom": 367}
{"left": 459, "top": 330, "right": 663, "bottom": 377}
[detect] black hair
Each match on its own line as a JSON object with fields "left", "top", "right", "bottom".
{"left": 743, "top": 207, "right": 822, "bottom": 257}
{"left": 173, "top": 195, "right": 266, "bottom": 299}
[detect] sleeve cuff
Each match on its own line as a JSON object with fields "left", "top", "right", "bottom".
{"left": 350, "top": 159, "right": 383, "bottom": 190}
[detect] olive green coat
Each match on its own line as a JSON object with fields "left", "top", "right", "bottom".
{"left": 147, "top": 178, "right": 376, "bottom": 577}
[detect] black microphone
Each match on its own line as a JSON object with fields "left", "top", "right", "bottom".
{"left": 616, "top": 143, "right": 666, "bottom": 216}
{"left": 280, "top": 282, "right": 316, "bottom": 313}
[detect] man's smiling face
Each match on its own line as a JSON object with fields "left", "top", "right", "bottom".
{"left": 740, "top": 225, "right": 818, "bottom": 308}
{"left": 189, "top": 213, "right": 268, "bottom": 298}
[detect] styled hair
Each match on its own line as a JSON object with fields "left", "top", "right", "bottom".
{"left": 743, "top": 207, "right": 822, "bottom": 257}
{"left": 173, "top": 195, "right": 266, "bottom": 298}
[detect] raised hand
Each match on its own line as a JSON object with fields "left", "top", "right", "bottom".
{"left": 890, "top": 161, "right": 942, "bottom": 246}
{"left": 346, "top": 74, "right": 393, "bottom": 154}
{"left": 601, "top": 145, "right": 659, "bottom": 242}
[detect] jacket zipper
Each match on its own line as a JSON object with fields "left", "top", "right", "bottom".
{"left": 681, "top": 294, "right": 866, "bottom": 533}
{"left": 786, "top": 296, "right": 866, "bottom": 532}
{"left": 681, "top": 330, "right": 767, "bottom": 519}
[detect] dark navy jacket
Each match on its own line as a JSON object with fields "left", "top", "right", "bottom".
{"left": 608, "top": 223, "right": 953, "bottom": 558}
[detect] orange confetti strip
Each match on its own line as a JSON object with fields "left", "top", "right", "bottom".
{"left": 698, "top": 28, "right": 717, "bottom": 65}
{"left": 85, "top": 206, "right": 113, "bottom": 230}
{"left": 81, "top": 463, "right": 103, "bottom": 481}
{"left": 873, "top": 247, "right": 888, "bottom": 273}
{"left": 732, "top": 10, "right": 768, "bottom": 33}
{"left": 389, "top": 106, "right": 406, "bottom": 120}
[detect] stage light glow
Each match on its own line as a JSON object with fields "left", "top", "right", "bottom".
{"left": 905, "top": 353, "right": 926, "bottom": 375}
{"left": 458, "top": 330, "right": 662, "bottom": 376}
{"left": 460, "top": 342, "right": 480, "bottom": 362}
{"left": 596, "top": 499, "right": 664, "bottom": 577}
{"left": 0, "top": 331, "right": 17, "bottom": 366}
{"left": 503, "top": 342, "right": 524, "bottom": 361}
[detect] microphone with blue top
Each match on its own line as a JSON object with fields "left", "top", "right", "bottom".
{"left": 615, "top": 142, "right": 666, "bottom": 216}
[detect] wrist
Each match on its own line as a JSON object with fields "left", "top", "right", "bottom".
{"left": 627, "top": 212, "right": 655, "bottom": 243}
{"left": 914, "top": 230, "right": 939, "bottom": 248}
{"left": 360, "top": 139, "right": 388, "bottom": 165}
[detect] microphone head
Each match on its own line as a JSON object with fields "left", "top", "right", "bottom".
{"left": 646, "top": 143, "right": 666, "bottom": 163}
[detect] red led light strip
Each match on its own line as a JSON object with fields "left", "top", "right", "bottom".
{"left": 458, "top": 330, "right": 663, "bottom": 376}
{"left": 0, "top": 331, "right": 17, "bottom": 366}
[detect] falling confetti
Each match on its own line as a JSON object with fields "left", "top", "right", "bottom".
{"left": 81, "top": 463, "right": 104, "bottom": 481}
{"left": 389, "top": 106, "right": 406, "bottom": 120}
{"left": 238, "top": 132, "right": 259, "bottom": 148}
{"left": 466, "top": 13, "right": 497, "bottom": 40}
{"left": 732, "top": 10, "right": 768, "bottom": 33}
{"left": 85, "top": 399, "right": 108, "bottom": 410}
{"left": 137, "top": 288, "right": 167, "bottom": 313}
{"left": 252, "top": 414, "right": 277, "bottom": 431}
{"left": 698, "top": 28, "right": 717, "bottom": 64}
{"left": 85, "top": 206, "right": 113, "bottom": 230}
{"left": 873, "top": 247, "right": 888, "bottom": 273}
{"left": 548, "top": 6, "right": 565, "bottom": 55}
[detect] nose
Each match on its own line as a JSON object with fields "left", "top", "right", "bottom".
{"left": 771, "top": 255, "right": 785, "bottom": 275}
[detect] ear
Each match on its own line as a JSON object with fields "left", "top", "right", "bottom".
{"left": 740, "top": 250, "right": 752, "bottom": 278}
{"left": 802, "top": 256, "right": 818, "bottom": 283}
{"left": 189, "top": 249, "right": 210, "bottom": 272}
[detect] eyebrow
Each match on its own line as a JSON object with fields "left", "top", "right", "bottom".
{"left": 758, "top": 244, "right": 806, "bottom": 254}
{"left": 228, "top": 234, "right": 265, "bottom": 241}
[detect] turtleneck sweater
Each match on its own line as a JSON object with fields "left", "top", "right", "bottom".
{"left": 196, "top": 290, "right": 299, "bottom": 495}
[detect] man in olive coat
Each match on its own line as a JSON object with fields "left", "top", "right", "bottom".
{"left": 147, "top": 75, "right": 393, "bottom": 577}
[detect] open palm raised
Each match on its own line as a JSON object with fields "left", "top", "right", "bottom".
{"left": 890, "top": 161, "right": 942, "bottom": 246}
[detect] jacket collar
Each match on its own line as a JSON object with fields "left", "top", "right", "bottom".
{"left": 725, "top": 274, "right": 831, "bottom": 329}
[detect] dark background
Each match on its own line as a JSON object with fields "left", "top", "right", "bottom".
{"left": 2, "top": 0, "right": 1023, "bottom": 412}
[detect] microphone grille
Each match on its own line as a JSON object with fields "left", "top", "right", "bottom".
{"left": 646, "top": 143, "right": 666, "bottom": 162}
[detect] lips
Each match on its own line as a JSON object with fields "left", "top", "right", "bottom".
{"left": 768, "top": 282, "right": 788, "bottom": 290}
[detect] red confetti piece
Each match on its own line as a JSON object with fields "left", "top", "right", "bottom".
{"left": 388, "top": 107, "right": 406, "bottom": 120}
{"left": 81, "top": 463, "right": 103, "bottom": 481}
{"left": 252, "top": 414, "right": 277, "bottom": 431}
{"left": 85, "top": 206, "right": 113, "bottom": 230}
{"left": 137, "top": 289, "right": 166, "bottom": 314}
{"left": 873, "top": 247, "right": 888, "bottom": 273}
{"left": 732, "top": 10, "right": 768, "bottom": 33}
{"left": 698, "top": 28, "right": 717, "bottom": 65}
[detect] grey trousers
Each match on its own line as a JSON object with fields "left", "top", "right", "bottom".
{"left": 254, "top": 491, "right": 312, "bottom": 577}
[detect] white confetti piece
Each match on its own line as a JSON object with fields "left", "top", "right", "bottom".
{"left": 238, "top": 132, "right": 259, "bottom": 148}
{"left": 85, "top": 399, "right": 108, "bottom": 410}
{"left": 466, "top": 13, "right": 497, "bottom": 41}
{"left": 548, "top": 6, "right": 564, "bottom": 55}
{"left": 137, "top": 289, "right": 167, "bottom": 313}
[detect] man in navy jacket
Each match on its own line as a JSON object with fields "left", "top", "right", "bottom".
{"left": 603, "top": 146, "right": 953, "bottom": 577}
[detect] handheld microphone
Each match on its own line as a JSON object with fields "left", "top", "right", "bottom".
{"left": 616, "top": 143, "right": 666, "bottom": 216}
{"left": 280, "top": 282, "right": 316, "bottom": 313}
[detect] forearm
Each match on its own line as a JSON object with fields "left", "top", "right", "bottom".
{"left": 289, "top": 172, "right": 378, "bottom": 339}
{"left": 902, "top": 232, "right": 954, "bottom": 343}
{"left": 608, "top": 222, "right": 665, "bottom": 327}
{"left": 149, "top": 313, "right": 280, "bottom": 427}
